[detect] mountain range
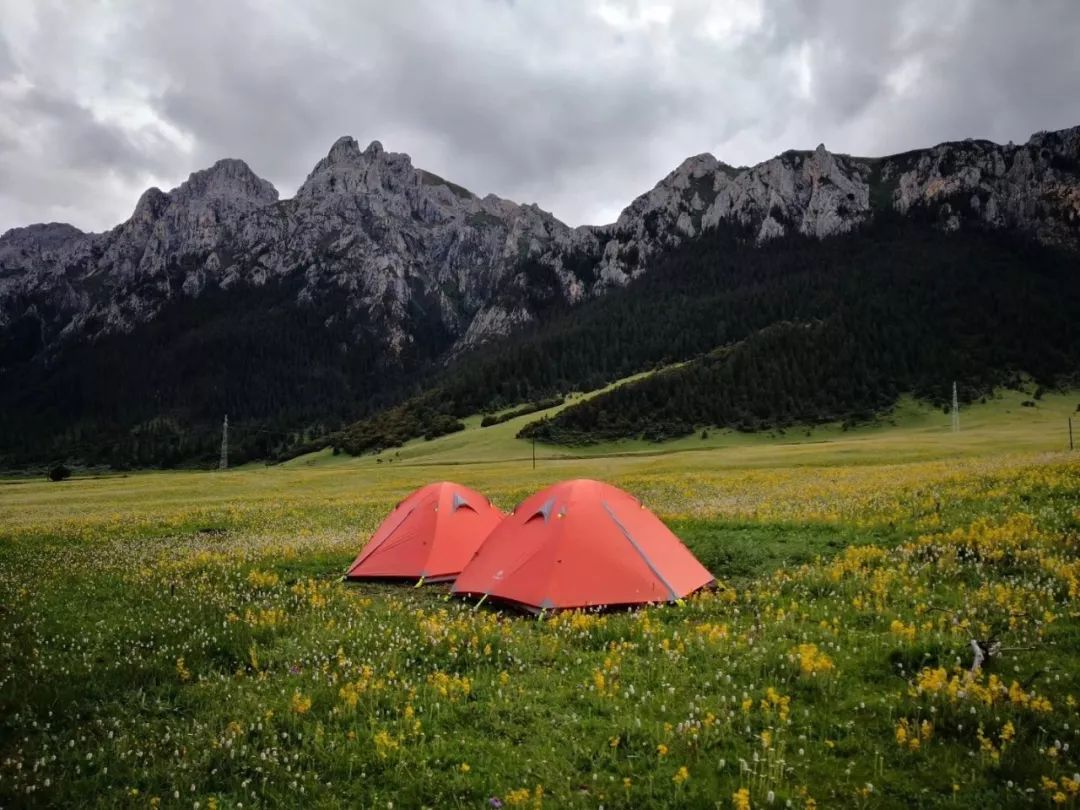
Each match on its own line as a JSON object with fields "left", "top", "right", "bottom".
{"left": 2, "top": 125, "right": 1079, "bottom": 466}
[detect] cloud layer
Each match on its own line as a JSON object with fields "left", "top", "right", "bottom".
{"left": 2, "top": 0, "right": 1079, "bottom": 233}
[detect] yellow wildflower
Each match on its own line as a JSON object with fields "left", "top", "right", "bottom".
{"left": 791, "top": 644, "right": 834, "bottom": 676}
{"left": 373, "top": 729, "right": 400, "bottom": 759}
{"left": 290, "top": 691, "right": 312, "bottom": 714}
{"left": 175, "top": 657, "right": 191, "bottom": 683}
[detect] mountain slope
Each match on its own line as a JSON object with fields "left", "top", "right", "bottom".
{"left": 2, "top": 125, "right": 1079, "bottom": 466}
{"left": 338, "top": 218, "right": 1080, "bottom": 454}
{"left": 518, "top": 221, "right": 1080, "bottom": 444}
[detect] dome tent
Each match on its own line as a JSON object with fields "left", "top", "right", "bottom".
{"left": 452, "top": 479, "right": 713, "bottom": 611}
{"left": 346, "top": 482, "right": 503, "bottom": 582}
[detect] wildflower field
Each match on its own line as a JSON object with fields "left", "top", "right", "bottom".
{"left": 2, "top": 395, "right": 1080, "bottom": 808}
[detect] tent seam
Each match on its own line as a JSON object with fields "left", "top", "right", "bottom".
{"left": 601, "top": 500, "right": 678, "bottom": 601}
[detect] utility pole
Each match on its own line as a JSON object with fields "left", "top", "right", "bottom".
{"left": 951, "top": 381, "right": 959, "bottom": 433}
{"left": 220, "top": 414, "right": 229, "bottom": 470}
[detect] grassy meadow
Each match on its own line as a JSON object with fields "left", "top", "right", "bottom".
{"left": 2, "top": 391, "right": 1080, "bottom": 808}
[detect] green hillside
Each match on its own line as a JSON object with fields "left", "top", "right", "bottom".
{"left": 292, "top": 386, "right": 1079, "bottom": 470}
{"left": 340, "top": 219, "right": 1080, "bottom": 457}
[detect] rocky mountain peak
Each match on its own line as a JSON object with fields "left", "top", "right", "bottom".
{"left": 131, "top": 186, "right": 170, "bottom": 222}
{"left": 326, "top": 135, "right": 362, "bottom": 163}
{"left": 0, "top": 222, "right": 87, "bottom": 273}
{"left": 296, "top": 135, "right": 416, "bottom": 199}
{"left": 323, "top": 136, "right": 387, "bottom": 164}
{"left": 2, "top": 123, "right": 1078, "bottom": 375}
{"left": 0, "top": 221, "right": 85, "bottom": 249}
{"left": 673, "top": 153, "right": 721, "bottom": 179}
{"left": 174, "top": 158, "right": 279, "bottom": 206}
{"left": 1026, "top": 124, "right": 1080, "bottom": 151}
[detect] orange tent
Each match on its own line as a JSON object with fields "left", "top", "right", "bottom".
{"left": 345, "top": 482, "right": 503, "bottom": 582}
{"left": 452, "top": 479, "right": 713, "bottom": 611}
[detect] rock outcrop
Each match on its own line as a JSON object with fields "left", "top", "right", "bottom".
{"left": 887, "top": 128, "right": 1080, "bottom": 245}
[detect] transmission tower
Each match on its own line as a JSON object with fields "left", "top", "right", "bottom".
{"left": 219, "top": 414, "right": 229, "bottom": 470}
{"left": 951, "top": 382, "right": 959, "bottom": 432}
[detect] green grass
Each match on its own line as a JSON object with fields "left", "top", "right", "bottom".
{"left": 2, "top": 393, "right": 1080, "bottom": 807}
{"left": 303, "top": 387, "right": 1078, "bottom": 469}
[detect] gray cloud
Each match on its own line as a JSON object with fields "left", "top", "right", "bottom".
{"left": 1, "top": 0, "right": 1079, "bottom": 234}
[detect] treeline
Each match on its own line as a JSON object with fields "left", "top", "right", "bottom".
{"left": 0, "top": 274, "right": 451, "bottom": 468}
{"left": 337, "top": 395, "right": 465, "bottom": 455}
{"left": 518, "top": 321, "right": 901, "bottom": 443}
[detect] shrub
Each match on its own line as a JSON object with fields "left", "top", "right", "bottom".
{"left": 480, "top": 397, "right": 564, "bottom": 428}
{"left": 48, "top": 465, "right": 71, "bottom": 482}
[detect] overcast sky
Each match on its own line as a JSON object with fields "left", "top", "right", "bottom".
{"left": 2, "top": 0, "right": 1079, "bottom": 234}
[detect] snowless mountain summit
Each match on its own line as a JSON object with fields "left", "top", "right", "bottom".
{"left": 2, "top": 125, "right": 1079, "bottom": 365}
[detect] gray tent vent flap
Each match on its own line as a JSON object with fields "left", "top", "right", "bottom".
{"left": 526, "top": 497, "right": 557, "bottom": 524}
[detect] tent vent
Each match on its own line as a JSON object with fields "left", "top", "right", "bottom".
{"left": 452, "top": 492, "right": 474, "bottom": 512}
{"left": 526, "top": 497, "right": 557, "bottom": 524}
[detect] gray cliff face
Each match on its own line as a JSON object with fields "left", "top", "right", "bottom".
{"left": 585, "top": 128, "right": 1079, "bottom": 296}
{"left": 887, "top": 128, "right": 1080, "bottom": 243}
{"left": 590, "top": 145, "right": 875, "bottom": 289}
{"left": 700, "top": 144, "right": 873, "bottom": 242}
{"left": 590, "top": 153, "right": 725, "bottom": 287}
{"left": 1, "top": 125, "right": 1078, "bottom": 366}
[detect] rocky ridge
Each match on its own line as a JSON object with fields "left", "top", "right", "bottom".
{"left": 2, "top": 125, "right": 1078, "bottom": 368}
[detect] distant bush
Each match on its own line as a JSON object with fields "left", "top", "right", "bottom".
{"left": 339, "top": 394, "right": 466, "bottom": 455}
{"left": 48, "top": 465, "right": 71, "bottom": 482}
{"left": 480, "top": 397, "right": 564, "bottom": 428}
{"left": 423, "top": 415, "right": 466, "bottom": 441}
{"left": 271, "top": 436, "right": 334, "bottom": 464}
